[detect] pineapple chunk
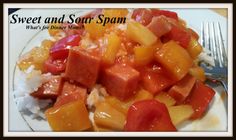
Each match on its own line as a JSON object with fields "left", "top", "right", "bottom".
{"left": 84, "top": 19, "right": 106, "bottom": 39}
{"left": 134, "top": 89, "right": 153, "bottom": 101}
{"left": 45, "top": 100, "right": 91, "bottom": 131}
{"left": 155, "top": 40, "right": 193, "bottom": 80}
{"left": 92, "top": 122, "right": 113, "bottom": 132}
{"left": 17, "top": 39, "right": 53, "bottom": 71}
{"left": 18, "top": 48, "right": 46, "bottom": 71}
{"left": 189, "top": 66, "right": 206, "bottom": 82}
{"left": 154, "top": 92, "right": 176, "bottom": 106}
{"left": 127, "top": 21, "right": 157, "bottom": 46}
{"left": 105, "top": 96, "right": 129, "bottom": 115}
{"left": 103, "top": 9, "right": 128, "bottom": 18}
{"left": 102, "top": 33, "right": 121, "bottom": 64}
{"left": 41, "top": 39, "right": 54, "bottom": 50}
{"left": 94, "top": 101, "right": 126, "bottom": 130}
{"left": 48, "top": 23, "right": 63, "bottom": 36}
{"left": 134, "top": 45, "right": 155, "bottom": 66}
{"left": 167, "top": 105, "right": 194, "bottom": 126}
{"left": 187, "top": 37, "right": 203, "bottom": 59}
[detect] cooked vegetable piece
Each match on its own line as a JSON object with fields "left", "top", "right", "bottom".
{"left": 134, "top": 45, "right": 156, "bottom": 66}
{"left": 45, "top": 100, "right": 91, "bottom": 131}
{"left": 147, "top": 16, "right": 172, "bottom": 37}
{"left": 168, "top": 105, "right": 194, "bottom": 126}
{"left": 151, "top": 9, "right": 178, "bottom": 21}
{"left": 105, "top": 96, "right": 129, "bottom": 115}
{"left": 102, "top": 33, "right": 121, "bottom": 65}
{"left": 154, "top": 92, "right": 176, "bottom": 106}
{"left": 103, "top": 8, "right": 128, "bottom": 18}
{"left": 50, "top": 34, "right": 81, "bottom": 60}
{"left": 94, "top": 101, "right": 126, "bottom": 130}
{"left": 168, "top": 74, "right": 196, "bottom": 103}
{"left": 17, "top": 40, "right": 53, "bottom": 71}
{"left": 187, "top": 28, "right": 199, "bottom": 40}
{"left": 187, "top": 37, "right": 203, "bottom": 59}
{"left": 101, "top": 64, "right": 140, "bottom": 100}
{"left": 41, "top": 39, "right": 54, "bottom": 50}
{"left": 141, "top": 65, "right": 174, "bottom": 94}
{"left": 189, "top": 66, "right": 206, "bottom": 82}
{"left": 84, "top": 19, "right": 106, "bottom": 39}
{"left": 48, "top": 23, "right": 63, "bottom": 36}
{"left": 131, "top": 9, "right": 153, "bottom": 26}
{"left": 43, "top": 57, "right": 67, "bottom": 74}
{"left": 124, "top": 99, "right": 176, "bottom": 131}
{"left": 65, "top": 48, "right": 101, "bottom": 88}
{"left": 54, "top": 81, "right": 87, "bottom": 107}
{"left": 31, "top": 76, "right": 61, "bottom": 99}
{"left": 185, "top": 81, "right": 215, "bottom": 119}
{"left": 127, "top": 21, "right": 157, "bottom": 46}
{"left": 134, "top": 89, "right": 153, "bottom": 102}
{"left": 164, "top": 25, "right": 191, "bottom": 48}
{"left": 155, "top": 40, "right": 193, "bottom": 80}
{"left": 92, "top": 122, "right": 113, "bottom": 132}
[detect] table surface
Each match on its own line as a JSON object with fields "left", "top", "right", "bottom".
{"left": 210, "top": 8, "right": 227, "bottom": 18}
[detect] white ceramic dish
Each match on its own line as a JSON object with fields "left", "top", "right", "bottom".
{"left": 9, "top": 8, "right": 228, "bottom": 132}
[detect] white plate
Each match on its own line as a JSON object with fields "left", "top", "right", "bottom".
{"left": 9, "top": 8, "right": 228, "bottom": 132}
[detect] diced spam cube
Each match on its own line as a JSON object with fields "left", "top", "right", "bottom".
{"left": 155, "top": 40, "right": 193, "bottom": 80}
{"left": 147, "top": 16, "right": 172, "bottom": 37}
{"left": 154, "top": 92, "right": 176, "bottom": 106}
{"left": 168, "top": 74, "right": 196, "bottom": 103}
{"left": 54, "top": 81, "right": 87, "bottom": 107}
{"left": 167, "top": 105, "right": 194, "bottom": 126}
{"left": 127, "top": 21, "right": 157, "bottom": 46}
{"left": 101, "top": 64, "right": 140, "bottom": 100}
{"left": 94, "top": 101, "right": 126, "bottom": 130}
{"left": 45, "top": 100, "right": 91, "bottom": 131}
{"left": 31, "top": 76, "right": 62, "bottom": 99}
{"left": 65, "top": 48, "right": 101, "bottom": 88}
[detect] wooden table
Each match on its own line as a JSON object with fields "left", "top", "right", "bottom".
{"left": 210, "top": 8, "right": 227, "bottom": 18}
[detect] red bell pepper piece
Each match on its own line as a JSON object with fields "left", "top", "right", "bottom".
{"left": 164, "top": 25, "right": 191, "bottom": 48}
{"left": 50, "top": 34, "right": 81, "bottom": 60}
{"left": 186, "top": 81, "right": 215, "bottom": 119}
{"left": 141, "top": 64, "right": 175, "bottom": 95}
{"left": 151, "top": 9, "right": 178, "bottom": 21}
{"left": 124, "top": 99, "right": 176, "bottom": 131}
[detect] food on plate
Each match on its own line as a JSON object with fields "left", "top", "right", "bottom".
{"left": 14, "top": 8, "right": 216, "bottom": 131}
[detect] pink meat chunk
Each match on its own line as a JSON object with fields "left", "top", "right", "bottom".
{"left": 64, "top": 48, "right": 101, "bottom": 88}
{"left": 102, "top": 64, "right": 140, "bottom": 101}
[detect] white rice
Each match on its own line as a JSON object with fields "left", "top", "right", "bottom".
{"left": 87, "top": 84, "right": 108, "bottom": 109}
{"left": 13, "top": 65, "right": 109, "bottom": 119}
{"left": 199, "top": 47, "right": 215, "bottom": 67}
{"left": 13, "top": 66, "right": 52, "bottom": 119}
